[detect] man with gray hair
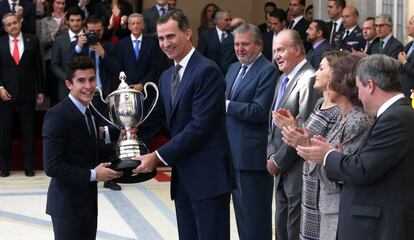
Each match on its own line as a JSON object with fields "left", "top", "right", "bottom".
{"left": 297, "top": 54, "right": 414, "bottom": 240}
{"left": 225, "top": 23, "right": 278, "bottom": 240}
{"left": 267, "top": 29, "right": 319, "bottom": 239}
{"left": 371, "top": 13, "right": 403, "bottom": 58}
{"left": 197, "top": 10, "right": 232, "bottom": 68}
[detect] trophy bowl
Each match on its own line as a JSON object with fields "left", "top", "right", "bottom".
{"left": 93, "top": 72, "right": 159, "bottom": 183}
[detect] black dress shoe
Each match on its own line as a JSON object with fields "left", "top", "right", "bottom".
{"left": 24, "top": 170, "right": 35, "bottom": 177}
{"left": 103, "top": 181, "right": 122, "bottom": 191}
{"left": 1, "top": 170, "right": 10, "bottom": 177}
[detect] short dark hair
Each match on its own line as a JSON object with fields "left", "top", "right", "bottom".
{"left": 85, "top": 15, "right": 104, "bottom": 25}
{"left": 66, "top": 56, "right": 95, "bottom": 83}
{"left": 299, "top": 0, "right": 306, "bottom": 7}
{"left": 66, "top": 6, "right": 85, "bottom": 21}
{"left": 329, "top": 0, "right": 346, "bottom": 8}
{"left": 305, "top": 4, "right": 313, "bottom": 13}
{"left": 264, "top": 2, "right": 277, "bottom": 10}
{"left": 157, "top": 10, "right": 190, "bottom": 32}
{"left": 312, "top": 19, "right": 329, "bottom": 40}
{"left": 329, "top": 52, "right": 365, "bottom": 106}
{"left": 269, "top": 8, "right": 287, "bottom": 23}
{"left": 365, "top": 16, "right": 375, "bottom": 22}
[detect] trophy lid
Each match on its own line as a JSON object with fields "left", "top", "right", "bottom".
{"left": 118, "top": 72, "right": 129, "bottom": 90}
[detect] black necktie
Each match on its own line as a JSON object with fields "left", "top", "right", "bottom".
{"left": 330, "top": 22, "right": 337, "bottom": 44}
{"left": 85, "top": 108, "right": 96, "bottom": 146}
{"left": 160, "top": 7, "right": 166, "bottom": 15}
{"left": 171, "top": 64, "right": 182, "bottom": 103}
{"left": 11, "top": 2, "right": 16, "bottom": 12}
{"left": 288, "top": 20, "right": 294, "bottom": 29}
{"left": 343, "top": 30, "right": 350, "bottom": 39}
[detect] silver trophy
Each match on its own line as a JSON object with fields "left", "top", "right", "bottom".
{"left": 93, "top": 72, "right": 159, "bottom": 183}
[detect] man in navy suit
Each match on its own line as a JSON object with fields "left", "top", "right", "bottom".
{"left": 362, "top": 17, "right": 378, "bottom": 54}
{"left": 142, "top": 0, "right": 173, "bottom": 37}
{"left": 288, "top": 0, "right": 311, "bottom": 52}
{"left": 262, "top": 8, "right": 287, "bottom": 62}
{"left": 133, "top": 10, "right": 233, "bottom": 240}
{"left": 398, "top": 15, "right": 414, "bottom": 97}
{"left": 297, "top": 54, "right": 414, "bottom": 240}
{"left": 0, "top": 0, "right": 35, "bottom": 35}
{"left": 225, "top": 23, "right": 278, "bottom": 240}
{"left": 306, "top": 19, "right": 331, "bottom": 69}
{"left": 197, "top": 10, "right": 232, "bottom": 68}
{"left": 0, "top": 13, "right": 44, "bottom": 177}
{"left": 43, "top": 56, "right": 122, "bottom": 240}
{"left": 116, "top": 13, "right": 159, "bottom": 92}
{"left": 338, "top": 6, "right": 365, "bottom": 52}
{"left": 371, "top": 14, "right": 403, "bottom": 59}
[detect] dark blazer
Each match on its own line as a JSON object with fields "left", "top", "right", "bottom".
{"left": 219, "top": 33, "right": 237, "bottom": 75}
{"left": 116, "top": 35, "right": 159, "bottom": 85}
{"left": 261, "top": 30, "right": 274, "bottom": 62}
{"left": 325, "top": 98, "right": 414, "bottom": 240}
{"left": 142, "top": 5, "right": 175, "bottom": 36}
{"left": 43, "top": 97, "right": 113, "bottom": 218}
{"left": 337, "top": 26, "right": 366, "bottom": 52}
{"left": 0, "top": 33, "right": 44, "bottom": 102}
{"left": 371, "top": 36, "right": 403, "bottom": 59}
{"left": 150, "top": 50, "right": 233, "bottom": 200}
{"left": 225, "top": 55, "right": 278, "bottom": 170}
{"left": 197, "top": 27, "right": 222, "bottom": 67}
{"left": 69, "top": 41, "right": 120, "bottom": 97}
{"left": 327, "top": 20, "right": 344, "bottom": 48}
{"left": 50, "top": 31, "right": 72, "bottom": 100}
{"left": 306, "top": 39, "right": 331, "bottom": 70}
{"left": 0, "top": 0, "right": 35, "bottom": 35}
{"left": 364, "top": 37, "right": 379, "bottom": 54}
{"left": 400, "top": 41, "right": 414, "bottom": 97}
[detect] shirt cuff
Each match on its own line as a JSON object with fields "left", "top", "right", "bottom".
{"left": 104, "top": 126, "right": 111, "bottom": 144}
{"left": 90, "top": 169, "right": 96, "bottom": 181}
{"left": 155, "top": 150, "right": 168, "bottom": 166}
{"left": 323, "top": 149, "right": 337, "bottom": 166}
{"left": 75, "top": 45, "right": 82, "bottom": 53}
{"left": 271, "top": 154, "right": 280, "bottom": 168}
{"left": 225, "top": 100, "right": 230, "bottom": 112}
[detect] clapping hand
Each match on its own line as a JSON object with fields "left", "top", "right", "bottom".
{"left": 272, "top": 108, "right": 298, "bottom": 129}
{"left": 296, "top": 135, "right": 335, "bottom": 165}
{"left": 282, "top": 126, "right": 310, "bottom": 148}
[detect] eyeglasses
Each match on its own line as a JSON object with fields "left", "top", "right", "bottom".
{"left": 375, "top": 24, "right": 390, "bottom": 28}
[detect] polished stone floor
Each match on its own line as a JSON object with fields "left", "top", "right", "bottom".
{"left": 0, "top": 168, "right": 275, "bottom": 239}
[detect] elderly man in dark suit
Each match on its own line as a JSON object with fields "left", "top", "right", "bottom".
{"left": 306, "top": 19, "right": 331, "bottom": 69}
{"left": 398, "top": 15, "right": 414, "bottom": 97}
{"left": 225, "top": 23, "right": 278, "bottom": 240}
{"left": 43, "top": 56, "right": 122, "bottom": 240}
{"left": 0, "top": 13, "right": 44, "bottom": 177}
{"left": 133, "top": 10, "right": 234, "bottom": 240}
{"left": 51, "top": 7, "right": 85, "bottom": 101}
{"left": 371, "top": 14, "right": 403, "bottom": 59}
{"left": 297, "top": 54, "right": 414, "bottom": 240}
{"left": 267, "top": 29, "right": 320, "bottom": 240}
{"left": 338, "top": 6, "right": 365, "bottom": 52}
{"left": 197, "top": 10, "right": 232, "bottom": 68}
{"left": 0, "top": 0, "right": 35, "bottom": 35}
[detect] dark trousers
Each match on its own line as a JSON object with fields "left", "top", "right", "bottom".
{"left": 174, "top": 175, "right": 231, "bottom": 240}
{"left": 0, "top": 100, "right": 35, "bottom": 171}
{"left": 51, "top": 215, "right": 97, "bottom": 240}
{"left": 232, "top": 169, "right": 274, "bottom": 240}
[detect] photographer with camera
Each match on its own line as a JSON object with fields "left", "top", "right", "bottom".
{"left": 69, "top": 14, "right": 122, "bottom": 191}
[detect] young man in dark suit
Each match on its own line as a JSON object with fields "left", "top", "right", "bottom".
{"left": 288, "top": 0, "right": 311, "bottom": 52}
{"left": 297, "top": 54, "right": 414, "bottom": 240}
{"left": 398, "top": 15, "right": 414, "bottom": 97}
{"left": 133, "top": 10, "right": 234, "bottom": 240}
{"left": 306, "top": 19, "right": 331, "bottom": 69}
{"left": 43, "top": 56, "right": 122, "bottom": 240}
{"left": 0, "top": 13, "right": 44, "bottom": 177}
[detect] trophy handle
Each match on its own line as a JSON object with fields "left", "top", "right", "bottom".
{"left": 139, "top": 82, "right": 159, "bottom": 125}
{"left": 90, "top": 89, "right": 120, "bottom": 129}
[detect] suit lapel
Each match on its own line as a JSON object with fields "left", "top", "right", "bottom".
{"left": 226, "top": 62, "right": 241, "bottom": 97}
{"left": 232, "top": 56, "right": 263, "bottom": 99}
{"left": 278, "top": 63, "right": 310, "bottom": 108}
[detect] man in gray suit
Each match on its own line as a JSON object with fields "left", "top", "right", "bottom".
{"left": 267, "top": 29, "right": 319, "bottom": 240}
{"left": 225, "top": 23, "right": 278, "bottom": 240}
{"left": 51, "top": 7, "right": 84, "bottom": 101}
{"left": 371, "top": 14, "right": 403, "bottom": 59}
{"left": 297, "top": 54, "right": 414, "bottom": 240}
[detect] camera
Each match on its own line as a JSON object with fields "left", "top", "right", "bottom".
{"left": 85, "top": 31, "right": 100, "bottom": 46}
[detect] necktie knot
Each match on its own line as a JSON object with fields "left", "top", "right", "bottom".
{"left": 13, "top": 38, "right": 18, "bottom": 43}
{"left": 171, "top": 64, "right": 182, "bottom": 102}
{"left": 220, "top": 32, "right": 226, "bottom": 42}
{"left": 160, "top": 7, "right": 166, "bottom": 15}
{"left": 175, "top": 64, "right": 182, "bottom": 74}
{"left": 11, "top": 2, "right": 16, "bottom": 12}
{"left": 288, "top": 20, "right": 294, "bottom": 29}
{"left": 274, "top": 76, "right": 289, "bottom": 110}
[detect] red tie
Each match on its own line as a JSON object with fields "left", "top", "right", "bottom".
{"left": 13, "top": 38, "right": 19, "bottom": 65}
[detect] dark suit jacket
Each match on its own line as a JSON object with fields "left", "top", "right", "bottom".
{"left": 69, "top": 41, "right": 120, "bottom": 97}
{"left": 219, "top": 33, "right": 237, "bottom": 75}
{"left": 325, "top": 98, "right": 414, "bottom": 240}
{"left": 0, "top": 0, "right": 35, "bottom": 35}
{"left": 43, "top": 97, "right": 113, "bottom": 218}
{"left": 0, "top": 33, "right": 44, "bottom": 102}
{"left": 197, "top": 27, "right": 222, "bottom": 67}
{"left": 50, "top": 31, "right": 72, "bottom": 100}
{"left": 338, "top": 26, "right": 365, "bottom": 52}
{"left": 261, "top": 30, "right": 274, "bottom": 62}
{"left": 364, "top": 37, "right": 379, "bottom": 55}
{"left": 116, "top": 35, "right": 159, "bottom": 85}
{"left": 225, "top": 55, "right": 278, "bottom": 170}
{"left": 327, "top": 20, "right": 344, "bottom": 48}
{"left": 149, "top": 50, "right": 233, "bottom": 200}
{"left": 400, "top": 41, "right": 414, "bottom": 97}
{"left": 371, "top": 36, "right": 403, "bottom": 59}
{"left": 142, "top": 5, "right": 175, "bottom": 36}
{"left": 306, "top": 39, "right": 331, "bottom": 70}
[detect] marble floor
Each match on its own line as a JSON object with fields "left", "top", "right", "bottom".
{"left": 0, "top": 168, "right": 275, "bottom": 240}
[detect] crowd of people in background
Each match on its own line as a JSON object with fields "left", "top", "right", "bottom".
{"left": 0, "top": 0, "right": 414, "bottom": 239}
